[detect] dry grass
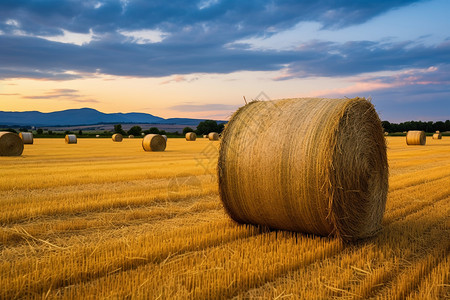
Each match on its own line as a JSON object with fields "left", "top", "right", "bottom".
{"left": 0, "top": 137, "right": 449, "bottom": 299}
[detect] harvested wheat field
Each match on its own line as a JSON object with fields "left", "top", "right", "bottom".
{"left": 0, "top": 137, "right": 449, "bottom": 299}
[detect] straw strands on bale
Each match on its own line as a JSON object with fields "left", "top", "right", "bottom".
{"left": 112, "top": 133, "right": 123, "bottom": 142}
{"left": 432, "top": 131, "right": 442, "bottom": 139}
{"left": 406, "top": 130, "right": 426, "bottom": 145}
{"left": 185, "top": 132, "right": 197, "bottom": 141}
{"left": 161, "top": 135, "right": 167, "bottom": 141}
{"left": 65, "top": 134, "right": 77, "bottom": 144}
{"left": 0, "top": 132, "right": 24, "bottom": 156}
{"left": 142, "top": 134, "right": 166, "bottom": 152}
{"left": 19, "top": 132, "right": 33, "bottom": 144}
{"left": 208, "top": 132, "right": 220, "bottom": 141}
{"left": 218, "top": 97, "right": 388, "bottom": 241}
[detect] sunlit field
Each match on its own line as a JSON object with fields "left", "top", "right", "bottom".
{"left": 1, "top": 137, "right": 449, "bottom": 299}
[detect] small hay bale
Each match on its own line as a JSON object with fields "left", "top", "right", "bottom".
{"left": 128, "top": 135, "right": 134, "bottom": 139}
{"left": 0, "top": 132, "right": 24, "bottom": 156}
{"left": 218, "top": 97, "right": 388, "bottom": 241}
{"left": 161, "top": 135, "right": 167, "bottom": 141}
{"left": 432, "top": 133, "right": 442, "bottom": 139}
{"left": 185, "top": 132, "right": 197, "bottom": 141}
{"left": 112, "top": 133, "right": 123, "bottom": 142}
{"left": 65, "top": 134, "right": 77, "bottom": 144}
{"left": 96, "top": 134, "right": 100, "bottom": 138}
{"left": 406, "top": 130, "right": 426, "bottom": 145}
{"left": 208, "top": 132, "right": 220, "bottom": 140}
{"left": 19, "top": 132, "right": 34, "bottom": 144}
{"left": 203, "top": 135, "right": 208, "bottom": 138}
{"left": 142, "top": 134, "right": 166, "bottom": 151}
{"left": 384, "top": 132, "right": 389, "bottom": 136}
{"left": 141, "top": 132, "right": 145, "bottom": 136}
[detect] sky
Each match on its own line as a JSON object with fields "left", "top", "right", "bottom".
{"left": 0, "top": 0, "right": 449, "bottom": 122}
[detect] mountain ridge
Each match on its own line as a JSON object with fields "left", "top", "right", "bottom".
{"left": 0, "top": 107, "right": 224, "bottom": 127}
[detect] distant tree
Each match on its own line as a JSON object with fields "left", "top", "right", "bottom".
{"left": 159, "top": 130, "right": 167, "bottom": 135}
{"left": 78, "top": 130, "right": 83, "bottom": 135}
{"left": 5, "top": 128, "right": 17, "bottom": 133}
{"left": 196, "top": 120, "right": 219, "bottom": 135}
{"left": 65, "top": 130, "right": 72, "bottom": 134}
{"left": 37, "top": 128, "right": 43, "bottom": 134}
{"left": 183, "top": 127, "right": 194, "bottom": 135}
{"left": 114, "top": 124, "right": 126, "bottom": 135}
{"left": 19, "top": 128, "right": 28, "bottom": 132}
{"left": 127, "top": 125, "right": 142, "bottom": 136}
{"left": 381, "top": 121, "right": 391, "bottom": 133}
{"left": 148, "top": 127, "right": 159, "bottom": 134}
{"left": 48, "top": 130, "right": 53, "bottom": 135}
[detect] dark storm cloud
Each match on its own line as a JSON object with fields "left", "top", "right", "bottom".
{"left": 0, "top": 0, "right": 423, "bottom": 35}
{"left": 0, "top": 0, "right": 444, "bottom": 80}
{"left": 1, "top": 34, "right": 449, "bottom": 80}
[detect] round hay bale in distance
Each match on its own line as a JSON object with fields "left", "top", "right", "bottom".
{"left": 142, "top": 134, "right": 166, "bottom": 151}
{"left": 112, "top": 133, "right": 123, "bottom": 142}
{"left": 218, "top": 97, "right": 388, "bottom": 241}
{"left": 19, "top": 132, "right": 34, "bottom": 144}
{"left": 65, "top": 134, "right": 77, "bottom": 144}
{"left": 0, "top": 132, "right": 24, "bottom": 156}
{"left": 185, "top": 132, "right": 197, "bottom": 141}
{"left": 406, "top": 130, "right": 426, "bottom": 145}
{"left": 432, "top": 132, "right": 442, "bottom": 139}
{"left": 161, "top": 135, "right": 167, "bottom": 141}
{"left": 208, "top": 132, "right": 220, "bottom": 141}
{"left": 128, "top": 135, "right": 134, "bottom": 139}
{"left": 203, "top": 135, "right": 208, "bottom": 138}
{"left": 96, "top": 134, "right": 100, "bottom": 138}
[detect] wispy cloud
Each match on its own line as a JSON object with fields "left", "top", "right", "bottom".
{"left": 169, "top": 103, "right": 238, "bottom": 112}
{"left": 22, "top": 89, "right": 99, "bottom": 103}
{"left": 160, "top": 75, "right": 199, "bottom": 85}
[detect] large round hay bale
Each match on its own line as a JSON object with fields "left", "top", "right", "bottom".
{"left": 65, "top": 134, "right": 77, "bottom": 144}
{"left": 142, "top": 134, "right": 166, "bottom": 151}
{"left": 112, "top": 133, "right": 123, "bottom": 142}
{"left": 185, "top": 132, "right": 197, "bottom": 141}
{"left": 161, "top": 135, "right": 167, "bottom": 141}
{"left": 208, "top": 132, "right": 220, "bottom": 141}
{"left": 218, "top": 97, "right": 388, "bottom": 241}
{"left": 406, "top": 130, "right": 426, "bottom": 145}
{"left": 19, "top": 132, "right": 34, "bottom": 144}
{"left": 432, "top": 132, "right": 442, "bottom": 139}
{"left": 0, "top": 132, "right": 24, "bottom": 156}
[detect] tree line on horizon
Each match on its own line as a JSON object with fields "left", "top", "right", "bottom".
{"left": 381, "top": 120, "right": 450, "bottom": 133}
{"left": 2, "top": 119, "right": 450, "bottom": 135}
